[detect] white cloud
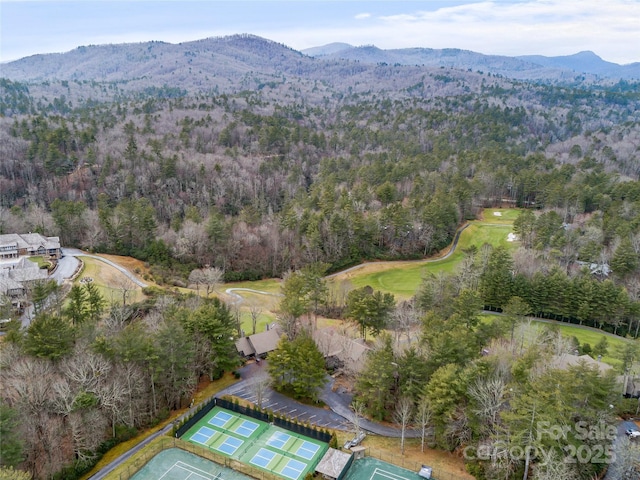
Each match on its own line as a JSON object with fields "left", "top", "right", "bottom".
{"left": 355, "top": 13, "right": 371, "bottom": 20}
{"left": 254, "top": 0, "right": 638, "bottom": 64}
{"left": 373, "top": 0, "right": 640, "bottom": 63}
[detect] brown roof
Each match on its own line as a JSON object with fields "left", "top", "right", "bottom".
{"left": 313, "top": 327, "right": 370, "bottom": 372}
{"left": 551, "top": 353, "right": 613, "bottom": 375}
{"left": 235, "top": 337, "right": 254, "bottom": 356}
{"left": 315, "top": 448, "right": 352, "bottom": 480}
{"left": 235, "top": 325, "right": 284, "bottom": 357}
{"left": 249, "top": 328, "right": 283, "bottom": 356}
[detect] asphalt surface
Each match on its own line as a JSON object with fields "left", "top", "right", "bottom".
{"left": 603, "top": 420, "right": 640, "bottom": 480}
{"left": 63, "top": 248, "right": 148, "bottom": 287}
{"left": 89, "top": 358, "right": 421, "bottom": 478}
{"left": 223, "top": 360, "right": 419, "bottom": 438}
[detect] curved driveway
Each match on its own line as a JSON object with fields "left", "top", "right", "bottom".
{"left": 63, "top": 248, "right": 148, "bottom": 288}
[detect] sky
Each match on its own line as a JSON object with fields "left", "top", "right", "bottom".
{"left": 1, "top": 0, "right": 639, "bottom": 65}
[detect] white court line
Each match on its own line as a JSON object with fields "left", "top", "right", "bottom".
{"left": 284, "top": 461, "right": 305, "bottom": 473}
{"left": 371, "top": 468, "right": 409, "bottom": 480}
{"left": 158, "top": 461, "right": 217, "bottom": 480}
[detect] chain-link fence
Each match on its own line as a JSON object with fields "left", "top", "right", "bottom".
{"left": 108, "top": 436, "right": 287, "bottom": 480}
{"left": 363, "top": 447, "right": 468, "bottom": 480}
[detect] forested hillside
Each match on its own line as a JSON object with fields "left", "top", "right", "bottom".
{"left": 1, "top": 35, "right": 639, "bottom": 284}
{"left": 2, "top": 34, "right": 640, "bottom": 480}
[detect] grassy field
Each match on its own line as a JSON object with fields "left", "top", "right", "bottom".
{"left": 552, "top": 322, "right": 627, "bottom": 369}
{"left": 216, "top": 209, "right": 520, "bottom": 309}
{"left": 330, "top": 213, "right": 517, "bottom": 299}
{"left": 75, "top": 256, "right": 146, "bottom": 305}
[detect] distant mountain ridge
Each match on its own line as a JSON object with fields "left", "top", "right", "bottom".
{"left": 302, "top": 44, "right": 640, "bottom": 80}
{"left": 2, "top": 34, "right": 639, "bottom": 94}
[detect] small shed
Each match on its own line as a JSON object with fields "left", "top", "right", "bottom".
{"left": 315, "top": 448, "right": 353, "bottom": 480}
{"left": 350, "top": 445, "right": 366, "bottom": 460}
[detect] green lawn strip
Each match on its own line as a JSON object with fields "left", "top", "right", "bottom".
{"left": 481, "top": 208, "right": 523, "bottom": 224}
{"left": 224, "top": 278, "right": 282, "bottom": 293}
{"left": 346, "top": 221, "right": 516, "bottom": 298}
{"left": 552, "top": 323, "right": 627, "bottom": 369}
{"left": 28, "top": 255, "right": 51, "bottom": 269}
{"left": 238, "top": 310, "right": 277, "bottom": 335}
{"left": 74, "top": 256, "right": 145, "bottom": 304}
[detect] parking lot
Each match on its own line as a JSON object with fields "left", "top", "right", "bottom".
{"left": 226, "top": 383, "right": 349, "bottom": 431}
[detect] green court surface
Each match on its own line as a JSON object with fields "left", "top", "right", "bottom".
{"left": 342, "top": 457, "right": 425, "bottom": 480}
{"left": 130, "top": 448, "right": 253, "bottom": 480}
{"left": 182, "top": 407, "right": 328, "bottom": 480}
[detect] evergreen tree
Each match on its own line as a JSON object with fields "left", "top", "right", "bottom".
{"left": 611, "top": 237, "right": 638, "bottom": 279}
{"left": 479, "top": 245, "right": 514, "bottom": 310}
{"left": 63, "top": 284, "right": 88, "bottom": 326}
{"left": 23, "top": 313, "right": 75, "bottom": 360}
{"left": 266, "top": 333, "right": 326, "bottom": 401}
{"left": 0, "top": 403, "right": 23, "bottom": 467}
{"left": 346, "top": 287, "right": 396, "bottom": 339}
{"left": 354, "top": 334, "right": 396, "bottom": 420}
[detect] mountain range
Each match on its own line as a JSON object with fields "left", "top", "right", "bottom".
{"left": 302, "top": 43, "right": 640, "bottom": 81}
{"left": 2, "top": 34, "right": 638, "bottom": 91}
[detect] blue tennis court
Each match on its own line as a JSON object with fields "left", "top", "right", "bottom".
{"left": 216, "top": 435, "right": 244, "bottom": 455}
{"left": 281, "top": 459, "right": 307, "bottom": 480}
{"left": 295, "top": 441, "right": 320, "bottom": 460}
{"left": 250, "top": 448, "right": 277, "bottom": 468}
{"left": 267, "top": 431, "right": 291, "bottom": 449}
{"left": 234, "top": 420, "right": 259, "bottom": 437}
{"left": 208, "top": 411, "right": 234, "bottom": 428}
{"left": 190, "top": 426, "right": 216, "bottom": 445}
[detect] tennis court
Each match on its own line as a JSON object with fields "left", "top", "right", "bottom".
{"left": 266, "top": 431, "right": 320, "bottom": 460}
{"left": 249, "top": 448, "right": 308, "bottom": 480}
{"left": 130, "top": 448, "right": 253, "bottom": 480}
{"left": 208, "top": 410, "right": 234, "bottom": 428}
{"left": 341, "top": 457, "right": 424, "bottom": 480}
{"left": 182, "top": 407, "right": 328, "bottom": 480}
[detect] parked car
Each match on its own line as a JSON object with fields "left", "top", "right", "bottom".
{"left": 625, "top": 428, "right": 640, "bottom": 439}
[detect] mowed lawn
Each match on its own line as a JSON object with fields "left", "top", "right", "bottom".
{"left": 337, "top": 214, "right": 517, "bottom": 299}
{"left": 74, "top": 256, "right": 146, "bottom": 305}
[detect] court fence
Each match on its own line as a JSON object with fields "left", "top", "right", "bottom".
{"left": 105, "top": 436, "right": 464, "bottom": 480}
{"left": 363, "top": 447, "right": 467, "bottom": 480}
{"left": 108, "top": 436, "right": 290, "bottom": 480}
{"left": 175, "top": 396, "right": 218, "bottom": 438}
{"left": 217, "top": 396, "right": 332, "bottom": 443}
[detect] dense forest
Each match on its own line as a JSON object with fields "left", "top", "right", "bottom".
{"left": 1, "top": 35, "right": 640, "bottom": 479}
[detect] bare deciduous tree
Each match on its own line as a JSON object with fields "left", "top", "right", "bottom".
{"left": 251, "top": 370, "right": 272, "bottom": 409}
{"left": 468, "top": 376, "right": 506, "bottom": 436}
{"left": 351, "top": 399, "right": 366, "bottom": 438}
{"left": 249, "top": 303, "right": 262, "bottom": 335}
{"left": 189, "top": 266, "right": 224, "bottom": 297}
{"left": 531, "top": 449, "right": 578, "bottom": 480}
{"left": 393, "top": 396, "right": 413, "bottom": 455}
{"left": 415, "top": 397, "right": 433, "bottom": 453}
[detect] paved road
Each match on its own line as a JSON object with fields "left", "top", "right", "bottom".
{"left": 63, "top": 248, "right": 148, "bottom": 288}
{"left": 20, "top": 249, "right": 145, "bottom": 328}
{"left": 89, "top": 359, "right": 421, "bottom": 478}
{"left": 603, "top": 420, "right": 640, "bottom": 480}
{"left": 225, "top": 287, "right": 283, "bottom": 305}
{"left": 225, "top": 360, "right": 420, "bottom": 438}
